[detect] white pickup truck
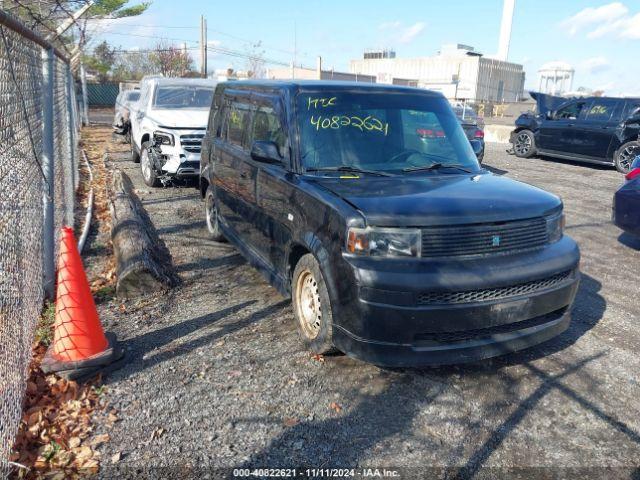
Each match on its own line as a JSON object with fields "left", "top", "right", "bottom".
{"left": 129, "top": 77, "right": 217, "bottom": 187}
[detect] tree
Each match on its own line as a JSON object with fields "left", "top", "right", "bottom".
{"left": 149, "top": 41, "right": 195, "bottom": 78}
{"left": 84, "top": 40, "right": 116, "bottom": 82}
{"left": 244, "top": 41, "right": 266, "bottom": 79}
{"left": 112, "top": 50, "right": 157, "bottom": 81}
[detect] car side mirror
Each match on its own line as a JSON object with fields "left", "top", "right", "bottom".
{"left": 469, "top": 139, "right": 483, "bottom": 156}
{"left": 251, "top": 141, "right": 282, "bottom": 164}
{"left": 546, "top": 112, "right": 554, "bottom": 120}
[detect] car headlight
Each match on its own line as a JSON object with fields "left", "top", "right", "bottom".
{"left": 546, "top": 212, "right": 565, "bottom": 243}
{"left": 346, "top": 227, "right": 421, "bottom": 257}
{"left": 153, "top": 131, "right": 174, "bottom": 146}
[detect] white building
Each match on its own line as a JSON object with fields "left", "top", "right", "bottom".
{"left": 537, "top": 61, "right": 575, "bottom": 96}
{"left": 349, "top": 45, "right": 525, "bottom": 102}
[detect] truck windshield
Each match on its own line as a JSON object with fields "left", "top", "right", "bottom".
{"left": 153, "top": 86, "right": 214, "bottom": 109}
{"left": 297, "top": 91, "right": 480, "bottom": 174}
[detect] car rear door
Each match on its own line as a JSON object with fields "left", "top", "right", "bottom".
{"left": 537, "top": 100, "right": 588, "bottom": 153}
{"left": 212, "top": 92, "right": 257, "bottom": 240}
{"left": 573, "top": 98, "right": 621, "bottom": 159}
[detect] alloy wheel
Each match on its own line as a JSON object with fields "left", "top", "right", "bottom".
{"left": 205, "top": 193, "right": 217, "bottom": 233}
{"left": 618, "top": 145, "right": 640, "bottom": 173}
{"left": 295, "top": 269, "right": 322, "bottom": 339}
{"left": 514, "top": 133, "right": 531, "bottom": 156}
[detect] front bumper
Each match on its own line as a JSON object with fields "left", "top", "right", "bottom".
{"left": 613, "top": 182, "right": 640, "bottom": 236}
{"left": 153, "top": 129, "right": 203, "bottom": 177}
{"left": 331, "top": 236, "right": 581, "bottom": 367}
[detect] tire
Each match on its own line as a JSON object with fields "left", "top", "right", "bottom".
{"left": 513, "top": 129, "right": 537, "bottom": 158}
{"left": 291, "top": 254, "right": 336, "bottom": 355}
{"left": 140, "top": 142, "right": 160, "bottom": 187}
{"left": 130, "top": 138, "right": 140, "bottom": 163}
{"left": 204, "top": 186, "right": 225, "bottom": 241}
{"left": 614, "top": 141, "right": 640, "bottom": 174}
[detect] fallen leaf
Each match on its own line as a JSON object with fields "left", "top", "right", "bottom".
{"left": 311, "top": 353, "right": 325, "bottom": 363}
{"left": 90, "top": 433, "right": 110, "bottom": 446}
{"left": 283, "top": 417, "right": 299, "bottom": 427}
{"left": 151, "top": 427, "right": 166, "bottom": 440}
{"left": 68, "top": 437, "right": 81, "bottom": 448}
{"left": 329, "top": 402, "right": 342, "bottom": 413}
{"left": 111, "top": 451, "right": 122, "bottom": 463}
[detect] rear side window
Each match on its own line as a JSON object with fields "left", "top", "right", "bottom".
{"left": 584, "top": 99, "right": 618, "bottom": 122}
{"left": 227, "top": 102, "right": 251, "bottom": 147}
{"left": 623, "top": 101, "right": 640, "bottom": 119}
{"left": 251, "top": 105, "right": 286, "bottom": 156}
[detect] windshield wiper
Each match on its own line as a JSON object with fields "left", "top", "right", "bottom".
{"left": 305, "top": 166, "right": 394, "bottom": 177}
{"left": 403, "top": 163, "right": 473, "bottom": 173}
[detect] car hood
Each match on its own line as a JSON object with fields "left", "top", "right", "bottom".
{"left": 530, "top": 91, "right": 570, "bottom": 116}
{"left": 312, "top": 172, "right": 561, "bottom": 226}
{"left": 147, "top": 108, "right": 209, "bottom": 129}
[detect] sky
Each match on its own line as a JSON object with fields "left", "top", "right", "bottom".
{"left": 88, "top": 0, "right": 640, "bottom": 96}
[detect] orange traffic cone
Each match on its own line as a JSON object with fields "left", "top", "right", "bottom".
{"left": 42, "top": 227, "right": 124, "bottom": 380}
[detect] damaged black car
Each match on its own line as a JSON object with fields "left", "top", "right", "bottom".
{"left": 510, "top": 92, "right": 640, "bottom": 173}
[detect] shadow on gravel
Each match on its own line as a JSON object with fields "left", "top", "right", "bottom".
{"left": 157, "top": 221, "right": 206, "bottom": 235}
{"left": 536, "top": 155, "right": 614, "bottom": 173}
{"left": 111, "top": 300, "right": 289, "bottom": 381}
{"left": 234, "top": 373, "right": 444, "bottom": 470}
{"left": 484, "top": 165, "right": 509, "bottom": 176}
{"left": 618, "top": 232, "right": 640, "bottom": 251}
{"left": 175, "top": 253, "right": 244, "bottom": 274}
{"left": 142, "top": 193, "right": 199, "bottom": 206}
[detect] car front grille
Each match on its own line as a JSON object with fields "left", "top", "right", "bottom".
{"left": 413, "top": 308, "right": 567, "bottom": 344}
{"left": 180, "top": 134, "right": 204, "bottom": 153}
{"left": 421, "top": 217, "right": 548, "bottom": 258}
{"left": 416, "top": 270, "right": 572, "bottom": 306}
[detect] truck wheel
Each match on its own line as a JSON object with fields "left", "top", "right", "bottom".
{"left": 614, "top": 141, "right": 640, "bottom": 174}
{"left": 140, "top": 142, "right": 160, "bottom": 187}
{"left": 130, "top": 139, "right": 140, "bottom": 163}
{"left": 513, "top": 130, "right": 537, "bottom": 158}
{"left": 204, "top": 186, "right": 225, "bottom": 241}
{"left": 292, "top": 254, "right": 336, "bottom": 355}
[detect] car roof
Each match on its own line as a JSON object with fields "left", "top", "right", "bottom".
{"left": 217, "top": 79, "right": 444, "bottom": 97}
{"left": 152, "top": 77, "right": 218, "bottom": 87}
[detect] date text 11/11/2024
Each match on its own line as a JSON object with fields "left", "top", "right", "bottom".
{"left": 233, "top": 467, "right": 400, "bottom": 477}
{"left": 307, "top": 96, "right": 390, "bottom": 136}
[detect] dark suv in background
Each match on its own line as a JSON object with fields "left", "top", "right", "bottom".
{"left": 200, "top": 81, "right": 580, "bottom": 367}
{"left": 511, "top": 92, "right": 640, "bottom": 173}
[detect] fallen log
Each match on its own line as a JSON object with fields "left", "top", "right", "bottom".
{"left": 109, "top": 168, "right": 178, "bottom": 298}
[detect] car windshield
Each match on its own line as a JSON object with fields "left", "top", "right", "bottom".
{"left": 297, "top": 91, "right": 480, "bottom": 174}
{"left": 153, "top": 86, "right": 214, "bottom": 109}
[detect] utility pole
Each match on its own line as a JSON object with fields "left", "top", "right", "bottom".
{"left": 200, "top": 15, "right": 208, "bottom": 78}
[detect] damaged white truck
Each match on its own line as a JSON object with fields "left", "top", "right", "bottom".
{"left": 129, "top": 77, "right": 216, "bottom": 187}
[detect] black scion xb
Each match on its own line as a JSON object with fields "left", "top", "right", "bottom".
{"left": 199, "top": 81, "right": 580, "bottom": 367}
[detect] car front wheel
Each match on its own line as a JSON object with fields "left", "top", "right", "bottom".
{"left": 614, "top": 141, "right": 640, "bottom": 174}
{"left": 140, "top": 142, "right": 160, "bottom": 187}
{"left": 513, "top": 130, "right": 537, "bottom": 158}
{"left": 292, "top": 254, "right": 336, "bottom": 355}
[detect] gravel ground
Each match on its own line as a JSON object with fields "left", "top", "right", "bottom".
{"left": 90, "top": 139, "right": 640, "bottom": 478}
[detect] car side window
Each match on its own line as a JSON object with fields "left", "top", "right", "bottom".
{"left": 215, "top": 104, "right": 228, "bottom": 139}
{"left": 227, "top": 101, "right": 251, "bottom": 148}
{"left": 555, "top": 101, "right": 586, "bottom": 120}
{"left": 251, "top": 105, "right": 286, "bottom": 157}
{"left": 584, "top": 99, "right": 617, "bottom": 122}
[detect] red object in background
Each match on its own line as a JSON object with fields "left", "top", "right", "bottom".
{"left": 625, "top": 167, "right": 640, "bottom": 181}
{"left": 474, "top": 129, "right": 485, "bottom": 139}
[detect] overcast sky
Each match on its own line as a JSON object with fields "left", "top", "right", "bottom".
{"left": 89, "top": 0, "right": 640, "bottom": 96}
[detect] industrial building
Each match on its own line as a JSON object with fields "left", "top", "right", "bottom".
{"left": 349, "top": 44, "right": 525, "bottom": 102}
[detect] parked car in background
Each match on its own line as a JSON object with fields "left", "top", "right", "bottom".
{"left": 113, "top": 89, "right": 140, "bottom": 141}
{"left": 129, "top": 77, "right": 216, "bottom": 187}
{"left": 510, "top": 92, "right": 640, "bottom": 173}
{"left": 613, "top": 155, "right": 640, "bottom": 238}
{"left": 453, "top": 104, "right": 485, "bottom": 163}
{"left": 200, "top": 80, "right": 580, "bottom": 367}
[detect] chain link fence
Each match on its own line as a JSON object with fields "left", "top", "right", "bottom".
{"left": 0, "top": 11, "right": 79, "bottom": 476}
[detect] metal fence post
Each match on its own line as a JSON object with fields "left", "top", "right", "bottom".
{"left": 66, "top": 64, "right": 77, "bottom": 191}
{"left": 42, "top": 47, "right": 56, "bottom": 299}
{"left": 80, "top": 62, "right": 89, "bottom": 125}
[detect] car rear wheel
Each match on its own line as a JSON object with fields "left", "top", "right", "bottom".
{"left": 140, "top": 142, "right": 160, "bottom": 187}
{"left": 292, "top": 254, "right": 336, "bottom": 355}
{"left": 513, "top": 130, "right": 537, "bottom": 158}
{"left": 614, "top": 141, "right": 640, "bottom": 174}
{"left": 204, "top": 186, "right": 225, "bottom": 241}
